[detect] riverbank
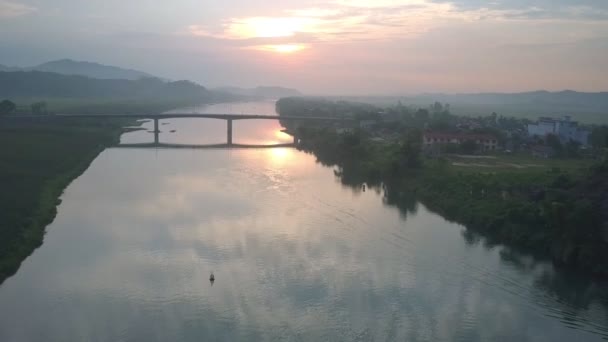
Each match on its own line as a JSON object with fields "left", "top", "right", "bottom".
{"left": 292, "top": 127, "right": 608, "bottom": 277}
{"left": 0, "top": 118, "right": 133, "bottom": 284}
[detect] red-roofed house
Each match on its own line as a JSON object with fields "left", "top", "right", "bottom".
{"left": 423, "top": 132, "right": 498, "bottom": 151}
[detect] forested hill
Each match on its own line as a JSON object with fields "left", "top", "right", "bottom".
{"left": 30, "top": 59, "right": 155, "bottom": 80}
{"left": 0, "top": 71, "right": 227, "bottom": 102}
{"left": 1, "top": 59, "right": 155, "bottom": 80}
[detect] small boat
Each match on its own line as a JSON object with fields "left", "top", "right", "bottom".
{"left": 209, "top": 273, "right": 215, "bottom": 282}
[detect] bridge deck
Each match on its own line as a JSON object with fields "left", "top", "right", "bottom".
{"left": 44, "top": 113, "right": 352, "bottom": 121}
{"left": 115, "top": 142, "right": 296, "bottom": 149}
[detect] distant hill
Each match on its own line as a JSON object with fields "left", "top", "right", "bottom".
{"left": 0, "top": 59, "right": 156, "bottom": 80}
{"left": 327, "top": 91, "right": 608, "bottom": 124}
{"left": 27, "top": 59, "right": 156, "bottom": 80}
{"left": 0, "top": 64, "right": 19, "bottom": 72}
{"left": 406, "top": 90, "right": 608, "bottom": 109}
{"left": 0, "top": 71, "right": 234, "bottom": 104}
{"left": 215, "top": 86, "right": 302, "bottom": 99}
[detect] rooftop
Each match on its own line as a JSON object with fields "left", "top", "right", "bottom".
{"left": 423, "top": 131, "right": 497, "bottom": 141}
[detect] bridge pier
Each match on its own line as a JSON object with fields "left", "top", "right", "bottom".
{"left": 227, "top": 119, "right": 233, "bottom": 145}
{"left": 153, "top": 118, "right": 160, "bottom": 144}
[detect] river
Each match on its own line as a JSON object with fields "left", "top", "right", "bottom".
{"left": 0, "top": 101, "right": 607, "bottom": 341}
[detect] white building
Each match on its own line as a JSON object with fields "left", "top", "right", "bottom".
{"left": 527, "top": 116, "right": 589, "bottom": 146}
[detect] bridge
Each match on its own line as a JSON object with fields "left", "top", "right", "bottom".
{"left": 6, "top": 113, "right": 353, "bottom": 148}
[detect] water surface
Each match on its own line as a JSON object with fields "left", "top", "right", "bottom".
{"left": 0, "top": 101, "right": 607, "bottom": 341}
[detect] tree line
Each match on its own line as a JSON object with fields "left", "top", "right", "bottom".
{"left": 0, "top": 99, "right": 50, "bottom": 115}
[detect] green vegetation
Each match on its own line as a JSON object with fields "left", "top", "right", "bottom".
{"left": 0, "top": 71, "right": 238, "bottom": 114}
{"left": 0, "top": 118, "right": 131, "bottom": 284}
{"left": 13, "top": 97, "right": 209, "bottom": 115}
{"left": 400, "top": 161, "right": 608, "bottom": 274}
{"left": 446, "top": 154, "right": 594, "bottom": 174}
{"left": 30, "top": 101, "right": 48, "bottom": 115}
{"left": 591, "top": 125, "right": 608, "bottom": 149}
{"left": 278, "top": 98, "right": 608, "bottom": 277}
{"left": 0, "top": 100, "right": 16, "bottom": 115}
{"left": 322, "top": 91, "right": 608, "bottom": 124}
{"left": 294, "top": 128, "right": 608, "bottom": 276}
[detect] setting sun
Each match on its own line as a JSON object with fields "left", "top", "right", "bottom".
{"left": 268, "top": 147, "right": 293, "bottom": 164}
{"left": 252, "top": 44, "right": 309, "bottom": 54}
{"left": 271, "top": 44, "right": 307, "bottom": 54}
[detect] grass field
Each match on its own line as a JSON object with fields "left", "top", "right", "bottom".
{"left": 443, "top": 153, "right": 594, "bottom": 174}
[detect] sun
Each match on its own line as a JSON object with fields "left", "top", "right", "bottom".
{"left": 272, "top": 44, "right": 307, "bottom": 53}
{"left": 268, "top": 147, "right": 293, "bottom": 165}
{"left": 252, "top": 44, "right": 309, "bottom": 54}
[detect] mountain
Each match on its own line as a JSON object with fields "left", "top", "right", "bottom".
{"left": 0, "top": 70, "right": 224, "bottom": 102}
{"left": 214, "top": 86, "right": 302, "bottom": 99}
{"left": 25, "top": 59, "right": 155, "bottom": 80}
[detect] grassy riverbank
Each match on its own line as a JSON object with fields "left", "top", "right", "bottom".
{"left": 294, "top": 128, "right": 608, "bottom": 277}
{"left": 0, "top": 119, "right": 130, "bottom": 283}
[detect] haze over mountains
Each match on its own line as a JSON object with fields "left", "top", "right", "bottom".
{"left": 0, "top": 71, "right": 212, "bottom": 100}
{"left": 214, "top": 86, "right": 302, "bottom": 99}
{"left": 0, "top": 59, "right": 303, "bottom": 100}
{"left": 0, "top": 59, "right": 155, "bottom": 80}
{"left": 0, "top": 58, "right": 606, "bottom": 121}
{"left": 341, "top": 91, "right": 608, "bottom": 112}
{"left": 325, "top": 91, "right": 608, "bottom": 123}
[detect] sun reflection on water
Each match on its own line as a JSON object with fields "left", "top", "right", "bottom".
{"left": 269, "top": 148, "right": 292, "bottom": 164}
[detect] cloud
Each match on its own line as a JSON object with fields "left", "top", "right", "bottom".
{"left": 187, "top": 0, "right": 473, "bottom": 45}
{"left": 0, "top": 0, "right": 36, "bottom": 18}
{"left": 187, "top": 0, "right": 608, "bottom": 51}
{"left": 429, "top": 0, "right": 608, "bottom": 21}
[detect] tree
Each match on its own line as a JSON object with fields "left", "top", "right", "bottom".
{"left": 564, "top": 140, "right": 581, "bottom": 158}
{"left": 546, "top": 133, "right": 563, "bottom": 156}
{"left": 0, "top": 100, "right": 16, "bottom": 115}
{"left": 399, "top": 129, "right": 422, "bottom": 168}
{"left": 414, "top": 108, "right": 430, "bottom": 122}
{"left": 30, "top": 101, "right": 48, "bottom": 115}
{"left": 590, "top": 126, "right": 608, "bottom": 149}
{"left": 432, "top": 101, "right": 443, "bottom": 113}
{"left": 460, "top": 140, "right": 478, "bottom": 154}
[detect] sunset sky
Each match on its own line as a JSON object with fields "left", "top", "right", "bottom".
{"left": 1, "top": 0, "right": 607, "bottom": 94}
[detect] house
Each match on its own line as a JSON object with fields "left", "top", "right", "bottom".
{"left": 527, "top": 116, "right": 590, "bottom": 146}
{"left": 422, "top": 131, "right": 499, "bottom": 151}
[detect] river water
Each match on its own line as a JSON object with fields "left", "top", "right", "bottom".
{"left": 0, "top": 101, "right": 607, "bottom": 341}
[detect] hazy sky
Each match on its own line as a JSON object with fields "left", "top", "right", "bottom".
{"left": 1, "top": 0, "right": 607, "bottom": 94}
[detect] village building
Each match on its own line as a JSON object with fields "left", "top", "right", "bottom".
{"left": 527, "top": 116, "right": 590, "bottom": 146}
{"left": 422, "top": 131, "right": 499, "bottom": 151}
